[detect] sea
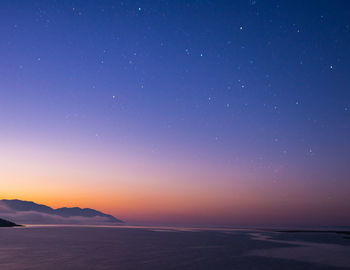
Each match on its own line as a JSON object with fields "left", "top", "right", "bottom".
{"left": 1, "top": 225, "right": 350, "bottom": 269}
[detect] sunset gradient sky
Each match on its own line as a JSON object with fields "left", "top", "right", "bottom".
{"left": 1, "top": 0, "right": 350, "bottom": 226}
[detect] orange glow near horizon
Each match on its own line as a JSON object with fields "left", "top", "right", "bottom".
{"left": 1, "top": 137, "right": 350, "bottom": 226}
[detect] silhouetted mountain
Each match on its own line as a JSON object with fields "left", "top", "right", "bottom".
{"left": 0, "top": 199, "right": 123, "bottom": 224}
{"left": 1, "top": 199, "right": 53, "bottom": 213}
{"left": 0, "top": 218, "right": 20, "bottom": 227}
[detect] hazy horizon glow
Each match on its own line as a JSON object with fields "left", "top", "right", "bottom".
{"left": 1, "top": 0, "right": 350, "bottom": 226}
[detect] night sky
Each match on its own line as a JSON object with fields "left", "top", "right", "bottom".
{"left": 1, "top": 1, "right": 350, "bottom": 226}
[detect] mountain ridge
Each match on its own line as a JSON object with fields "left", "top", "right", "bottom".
{"left": 0, "top": 199, "right": 123, "bottom": 224}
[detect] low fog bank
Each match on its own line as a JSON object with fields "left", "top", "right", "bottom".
{"left": 0, "top": 201, "right": 121, "bottom": 225}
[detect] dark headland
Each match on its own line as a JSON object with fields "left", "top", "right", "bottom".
{"left": 0, "top": 218, "right": 21, "bottom": 227}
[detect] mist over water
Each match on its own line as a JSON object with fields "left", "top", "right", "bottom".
{"left": 1, "top": 226, "right": 349, "bottom": 269}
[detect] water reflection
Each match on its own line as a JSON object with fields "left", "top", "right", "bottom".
{"left": 248, "top": 232, "right": 350, "bottom": 268}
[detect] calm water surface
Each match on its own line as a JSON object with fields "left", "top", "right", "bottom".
{"left": 0, "top": 226, "right": 349, "bottom": 269}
